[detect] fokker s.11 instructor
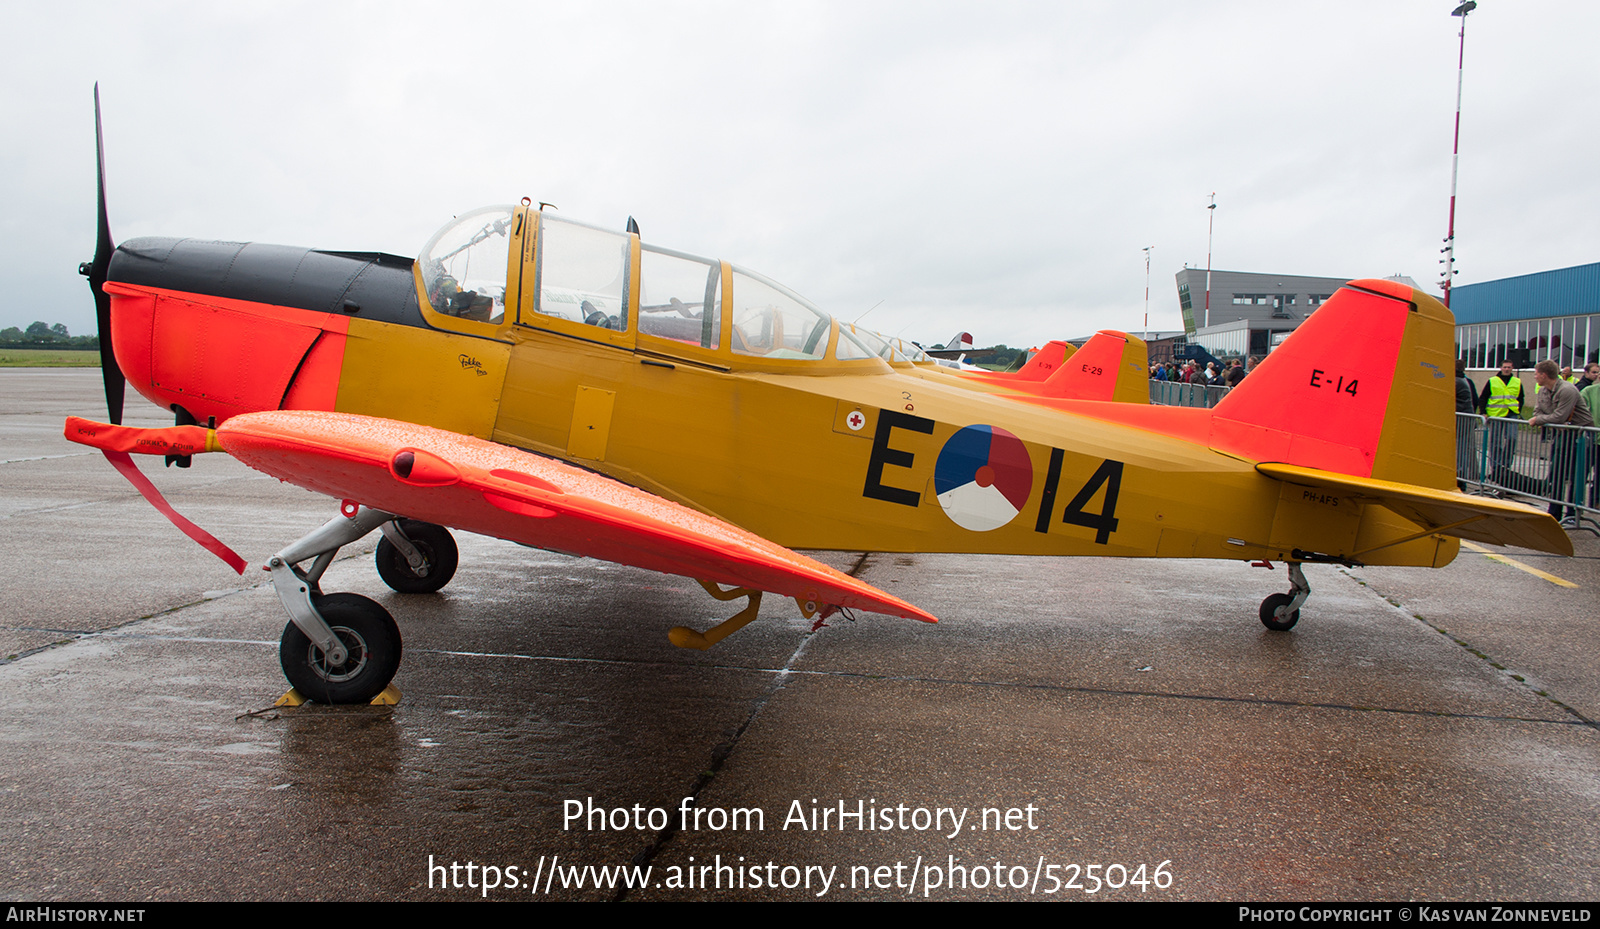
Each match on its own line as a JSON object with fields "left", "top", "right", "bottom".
{"left": 67, "top": 91, "right": 1569, "bottom": 704}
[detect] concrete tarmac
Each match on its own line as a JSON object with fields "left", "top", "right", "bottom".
{"left": 1, "top": 369, "right": 1597, "bottom": 901}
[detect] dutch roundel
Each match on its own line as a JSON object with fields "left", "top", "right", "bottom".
{"left": 933, "top": 425, "right": 1034, "bottom": 531}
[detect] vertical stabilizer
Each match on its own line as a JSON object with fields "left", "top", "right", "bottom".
{"left": 1011, "top": 340, "right": 1072, "bottom": 381}
{"left": 1037, "top": 330, "right": 1149, "bottom": 403}
{"left": 1208, "top": 281, "right": 1456, "bottom": 488}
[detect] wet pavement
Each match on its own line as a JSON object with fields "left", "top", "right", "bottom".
{"left": 2, "top": 369, "right": 1597, "bottom": 901}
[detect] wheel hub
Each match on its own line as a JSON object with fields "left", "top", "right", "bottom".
{"left": 308, "top": 626, "right": 370, "bottom": 682}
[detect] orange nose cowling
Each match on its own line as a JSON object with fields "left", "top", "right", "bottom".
{"left": 104, "top": 282, "right": 348, "bottom": 426}
{"left": 102, "top": 236, "right": 379, "bottom": 426}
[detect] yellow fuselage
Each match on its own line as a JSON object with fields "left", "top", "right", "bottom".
{"left": 331, "top": 317, "right": 1452, "bottom": 569}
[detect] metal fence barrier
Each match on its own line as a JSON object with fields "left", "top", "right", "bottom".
{"left": 1457, "top": 412, "right": 1600, "bottom": 530}
{"left": 1149, "top": 381, "right": 1232, "bottom": 408}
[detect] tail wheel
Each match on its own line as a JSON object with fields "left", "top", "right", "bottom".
{"left": 279, "top": 593, "right": 401, "bottom": 703}
{"left": 376, "top": 520, "right": 458, "bottom": 594}
{"left": 1259, "top": 593, "right": 1300, "bottom": 631}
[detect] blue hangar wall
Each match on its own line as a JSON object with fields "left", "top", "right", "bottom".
{"left": 1454, "top": 262, "right": 1600, "bottom": 368}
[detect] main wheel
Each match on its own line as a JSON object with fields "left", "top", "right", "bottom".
{"left": 279, "top": 593, "right": 402, "bottom": 704}
{"left": 1259, "top": 592, "right": 1300, "bottom": 631}
{"left": 376, "top": 520, "right": 458, "bottom": 594}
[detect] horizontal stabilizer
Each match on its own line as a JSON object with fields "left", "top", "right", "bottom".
{"left": 1258, "top": 462, "right": 1573, "bottom": 556}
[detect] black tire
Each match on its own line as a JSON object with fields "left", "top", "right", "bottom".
{"left": 1259, "top": 592, "right": 1300, "bottom": 631}
{"left": 279, "top": 593, "right": 402, "bottom": 704}
{"left": 375, "top": 520, "right": 458, "bottom": 594}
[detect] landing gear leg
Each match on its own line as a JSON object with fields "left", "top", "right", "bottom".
{"left": 668, "top": 580, "right": 764, "bottom": 650}
{"left": 376, "top": 519, "right": 458, "bottom": 593}
{"left": 1259, "top": 562, "right": 1310, "bottom": 632}
{"left": 267, "top": 505, "right": 403, "bottom": 704}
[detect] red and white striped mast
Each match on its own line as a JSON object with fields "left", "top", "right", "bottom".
{"left": 1142, "top": 245, "right": 1154, "bottom": 341}
{"left": 1204, "top": 193, "right": 1216, "bottom": 328}
{"left": 1441, "top": 1, "right": 1477, "bottom": 308}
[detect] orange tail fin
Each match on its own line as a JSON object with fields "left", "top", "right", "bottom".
{"left": 1208, "top": 280, "right": 1455, "bottom": 488}
{"left": 1036, "top": 330, "right": 1149, "bottom": 403}
{"left": 1011, "top": 340, "right": 1072, "bottom": 381}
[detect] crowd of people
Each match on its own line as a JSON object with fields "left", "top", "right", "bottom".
{"left": 1457, "top": 359, "right": 1599, "bottom": 527}
{"left": 1149, "top": 357, "right": 1253, "bottom": 388}
{"left": 1145, "top": 351, "right": 1595, "bottom": 529}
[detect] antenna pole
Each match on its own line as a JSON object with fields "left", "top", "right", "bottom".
{"left": 1204, "top": 194, "right": 1216, "bottom": 329}
{"left": 1142, "top": 246, "right": 1154, "bottom": 341}
{"left": 1441, "top": 1, "right": 1476, "bottom": 308}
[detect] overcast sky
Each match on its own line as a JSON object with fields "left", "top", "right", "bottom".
{"left": 5, "top": 1, "right": 1596, "bottom": 349}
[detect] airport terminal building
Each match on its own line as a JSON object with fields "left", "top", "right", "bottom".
{"left": 1451, "top": 262, "right": 1600, "bottom": 369}
{"left": 1173, "top": 269, "right": 1357, "bottom": 359}
{"left": 1163, "top": 265, "right": 1595, "bottom": 370}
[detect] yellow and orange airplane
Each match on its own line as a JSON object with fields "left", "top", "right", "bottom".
{"left": 66, "top": 93, "right": 1568, "bottom": 704}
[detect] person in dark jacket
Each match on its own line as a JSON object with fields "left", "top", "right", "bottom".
{"left": 1530, "top": 359, "right": 1594, "bottom": 523}
{"left": 1577, "top": 362, "right": 1599, "bottom": 391}
{"left": 1456, "top": 360, "right": 1477, "bottom": 488}
{"left": 1455, "top": 360, "right": 1476, "bottom": 413}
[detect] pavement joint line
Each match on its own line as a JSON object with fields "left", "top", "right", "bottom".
{"left": 14, "top": 629, "right": 1585, "bottom": 731}
{"left": 779, "top": 667, "right": 1589, "bottom": 727}
{"left": 2, "top": 499, "right": 115, "bottom": 519}
{"left": 1459, "top": 540, "right": 1580, "bottom": 588}
{"left": 0, "top": 452, "right": 96, "bottom": 465}
{"left": 0, "top": 638, "right": 82, "bottom": 666}
{"left": 16, "top": 630, "right": 279, "bottom": 648}
{"left": 0, "top": 546, "right": 374, "bottom": 665}
{"left": 1341, "top": 568, "right": 1600, "bottom": 733}
{"left": 2, "top": 472, "right": 282, "bottom": 520}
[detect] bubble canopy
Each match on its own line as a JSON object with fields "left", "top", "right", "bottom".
{"left": 415, "top": 205, "right": 883, "bottom": 370}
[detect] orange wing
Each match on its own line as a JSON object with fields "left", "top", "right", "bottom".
{"left": 208, "top": 411, "right": 935, "bottom": 624}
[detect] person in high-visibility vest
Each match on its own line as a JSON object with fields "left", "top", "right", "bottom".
{"left": 1478, "top": 361, "right": 1524, "bottom": 416}
{"left": 1478, "top": 360, "right": 1524, "bottom": 475}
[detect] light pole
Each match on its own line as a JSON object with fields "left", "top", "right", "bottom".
{"left": 1142, "top": 246, "right": 1154, "bottom": 341}
{"left": 1204, "top": 194, "right": 1217, "bottom": 329}
{"left": 1441, "top": 0, "right": 1476, "bottom": 308}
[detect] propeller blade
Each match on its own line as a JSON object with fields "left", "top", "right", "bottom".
{"left": 87, "top": 84, "right": 125, "bottom": 425}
